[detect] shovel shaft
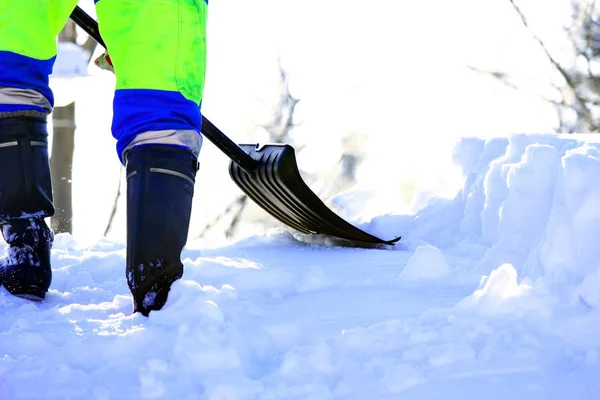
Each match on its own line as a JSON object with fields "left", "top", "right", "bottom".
{"left": 200, "top": 117, "right": 257, "bottom": 172}
{"left": 70, "top": 6, "right": 257, "bottom": 173}
{"left": 70, "top": 6, "right": 106, "bottom": 48}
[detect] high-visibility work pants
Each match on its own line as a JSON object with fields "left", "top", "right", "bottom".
{"left": 0, "top": 0, "right": 208, "bottom": 160}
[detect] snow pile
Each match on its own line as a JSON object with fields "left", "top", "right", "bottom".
{"left": 3, "top": 133, "right": 600, "bottom": 399}
{"left": 398, "top": 245, "right": 450, "bottom": 281}
{"left": 368, "top": 134, "right": 600, "bottom": 302}
{"left": 457, "top": 264, "right": 545, "bottom": 316}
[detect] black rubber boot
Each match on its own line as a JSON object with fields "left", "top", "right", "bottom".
{"left": 0, "top": 117, "right": 55, "bottom": 300}
{"left": 125, "top": 144, "right": 198, "bottom": 316}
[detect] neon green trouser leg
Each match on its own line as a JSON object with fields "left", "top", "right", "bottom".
{"left": 0, "top": 0, "right": 78, "bottom": 59}
{"left": 0, "top": 0, "right": 79, "bottom": 114}
{"left": 95, "top": 0, "right": 208, "bottom": 159}
{"left": 0, "top": 0, "right": 208, "bottom": 159}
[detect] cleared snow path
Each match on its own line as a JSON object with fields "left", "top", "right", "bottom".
{"left": 0, "top": 235, "right": 474, "bottom": 400}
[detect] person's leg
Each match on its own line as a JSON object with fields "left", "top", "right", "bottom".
{"left": 95, "top": 0, "right": 208, "bottom": 315}
{"left": 0, "top": 0, "right": 79, "bottom": 117}
{"left": 0, "top": 0, "right": 78, "bottom": 299}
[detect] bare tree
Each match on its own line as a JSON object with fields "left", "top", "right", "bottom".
{"left": 509, "top": 0, "right": 598, "bottom": 132}
{"left": 103, "top": 166, "right": 123, "bottom": 237}
{"left": 50, "top": 20, "right": 78, "bottom": 234}
{"left": 470, "top": 0, "right": 600, "bottom": 132}
{"left": 261, "top": 63, "right": 301, "bottom": 144}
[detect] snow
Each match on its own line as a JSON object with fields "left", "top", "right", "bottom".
{"left": 399, "top": 245, "right": 450, "bottom": 281}
{"left": 4, "top": 0, "right": 600, "bottom": 397}
{"left": 49, "top": 42, "right": 90, "bottom": 107}
{"left": 3, "top": 133, "right": 600, "bottom": 399}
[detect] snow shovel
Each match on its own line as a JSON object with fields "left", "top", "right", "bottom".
{"left": 70, "top": 6, "right": 401, "bottom": 246}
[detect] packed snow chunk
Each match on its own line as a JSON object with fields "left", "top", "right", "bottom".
{"left": 481, "top": 135, "right": 563, "bottom": 247}
{"left": 479, "top": 143, "right": 561, "bottom": 272}
{"left": 458, "top": 264, "right": 531, "bottom": 313}
{"left": 399, "top": 245, "right": 450, "bottom": 281}
{"left": 540, "top": 143, "right": 600, "bottom": 284}
{"left": 457, "top": 137, "right": 509, "bottom": 242}
{"left": 473, "top": 264, "right": 530, "bottom": 301}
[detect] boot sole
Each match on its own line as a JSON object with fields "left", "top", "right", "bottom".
{"left": 4, "top": 285, "right": 46, "bottom": 301}
{"left": 16, "top": 292, "right": 45, "bottom": 302}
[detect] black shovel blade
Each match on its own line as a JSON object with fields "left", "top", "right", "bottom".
{"left": 228, "top": 144, "right": 401, "bottom": 246}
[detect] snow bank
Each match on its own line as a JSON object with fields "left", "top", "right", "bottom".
{"left": 366, "top": 133, "right": 600, "bottom": 307}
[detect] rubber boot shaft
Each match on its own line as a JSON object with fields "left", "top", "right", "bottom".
{"left": 0, "top": 117, "right": 54, "bottom": 220}
{"left": 125, "top": 145, "right": 197, "bottom": 316}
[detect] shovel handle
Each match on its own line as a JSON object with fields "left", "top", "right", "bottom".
{"left": 69, "top": 6, "right": 258, "bottom": 174}
{"left": 200, "top": 117, "right": 257, "bottom": 172}
{"left": 70, "top": 6, "right": 105, "bottom": 48}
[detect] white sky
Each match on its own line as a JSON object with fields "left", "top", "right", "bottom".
{"left": 50, "top": 0, "right": 576, "bottom": 245}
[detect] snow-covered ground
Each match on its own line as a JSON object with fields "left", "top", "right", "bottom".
{"left": 3, "top": 0, "right": 597, "bottom": 398}
{"left": 3, "top": 133, "right": 600, "bottom": 399}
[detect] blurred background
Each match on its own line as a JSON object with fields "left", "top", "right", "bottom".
{"left": 48, "top": 0, "right": 600, "bottom": 246}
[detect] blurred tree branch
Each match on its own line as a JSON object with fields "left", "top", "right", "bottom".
{"left": 507, "top": 0, "right": 599, "bottom": 132}
{"left": 262, "top": 62, "right": 301, "bottom": 144}
{"left": 103, "top": 166, "right": 123, "bottom": 237}
{"left": 472, "top": 0, "right": 600, "bottom": 132}
{"left": 82, "top": 35, "right": 98, "bottom": 64}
